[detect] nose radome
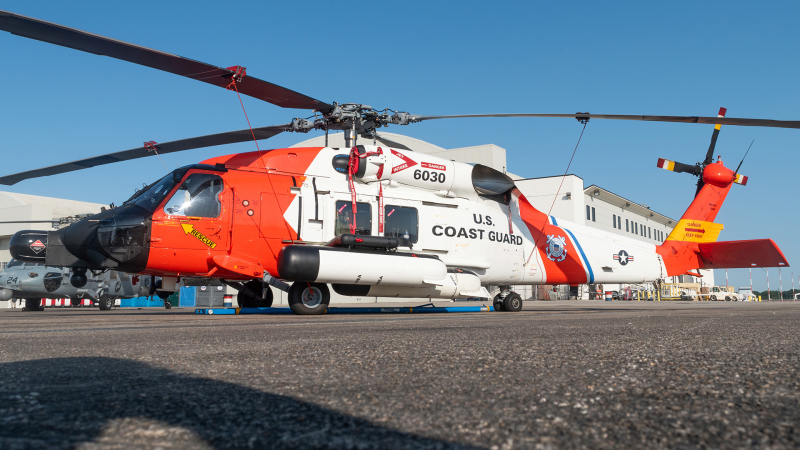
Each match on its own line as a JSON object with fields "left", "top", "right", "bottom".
{"left": 59, "top": 205, "right": 152, "bottom": 272}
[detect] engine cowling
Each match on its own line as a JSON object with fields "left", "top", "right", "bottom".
{"left": 348, "top": 145, "right": 513, "bottom": 199}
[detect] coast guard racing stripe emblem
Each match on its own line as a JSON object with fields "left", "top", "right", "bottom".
{"left": 546, "top": 235, "right": 567, "bottom": 262}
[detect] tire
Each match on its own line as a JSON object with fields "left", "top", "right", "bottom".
{"left": 492, "top": 294, "right": 505, "bottom": 312}
{"left": 288, "top": 282, "right": 330, "bottom": 315}
{"left": 724, "top": 296, "right": 731, "bottom": 302}
{"left": 70, "top": 297, "right": 81, "bottom": 307}
{"left": 710, "top": 295, "right": 717, "bottom": 301}
{"left": 503, "top": 292, "right": 523, "bottom": 312}
{"left": 98, "top": 297, "right": 113, "bottom": 311}
{"left": 26, "top": 298, "right": 41, "bottom": 310}
{"left": 238, "top": 280, "right": 273, "bottom": 308}
{"left": 164, "top": 300, "right": 172, "bottom": 309}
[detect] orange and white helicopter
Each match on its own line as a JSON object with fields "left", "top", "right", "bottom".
{"left": 0, "top": 10, "right": 792, "bottom": 314}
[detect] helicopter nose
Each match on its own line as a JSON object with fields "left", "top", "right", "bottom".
{"left": 58, "top": 205, "right": 152, "bottom": 272}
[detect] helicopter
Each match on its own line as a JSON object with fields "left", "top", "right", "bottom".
{"left": 0, "top": 258, "right": 162, "bottom": 310}
{"left": 0, "top": 10, "right": 793, "bottom": 315}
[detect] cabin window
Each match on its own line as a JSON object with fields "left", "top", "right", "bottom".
{"left": 163, "top": 173, "right": 224, "bottom": 218}
{"left": 335, "top": 201, "right": 372, "bottom": 236}
{"left": 384, "top": 205, "right": 419, "bottom": 243}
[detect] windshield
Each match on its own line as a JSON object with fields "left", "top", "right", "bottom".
{"left": 123, "top": 169, "right": 187, "bottom": 213}
{"left": 7, "top": 259, "right": 22, "bottom": 269}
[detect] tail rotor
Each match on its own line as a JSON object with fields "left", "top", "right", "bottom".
{"left": 655, "top": 107, "right": 749, "bottom": 196}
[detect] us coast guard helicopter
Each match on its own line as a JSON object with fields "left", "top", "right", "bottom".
{"left": 0, "top": 11, "right": 793, "bottom": 314}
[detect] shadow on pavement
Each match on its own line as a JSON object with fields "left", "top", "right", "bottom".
{"left": 0, "top": 357, "right": 475, "bottom": 449}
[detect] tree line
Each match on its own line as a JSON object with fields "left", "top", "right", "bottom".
{"left": 753, "top": 290, "right": 798, "bottom": 300}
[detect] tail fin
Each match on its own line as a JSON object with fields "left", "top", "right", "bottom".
{"left": 664, "top": 171, "right": 731, "bottom": 244}
{"left": 657, "top": 159, "right": 789, "bottom": 273}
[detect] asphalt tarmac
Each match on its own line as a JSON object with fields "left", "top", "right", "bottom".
{"left": 1, "top": 301, "right": 799, "bottom": 449}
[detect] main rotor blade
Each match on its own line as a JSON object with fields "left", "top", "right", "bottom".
{"left": 374, "top": 133, "right": 412, "bottom": 151}
{"left": 0, "top": 10, "right": 332, "bottom": 113}
{"left": 0, "top": 124, "right": 291, "bottom": 185}
{"left": 412, "top": 113, "right": 800, "bottom": 129}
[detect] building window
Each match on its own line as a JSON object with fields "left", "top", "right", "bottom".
{"left": 613, "top": 214, "right": 617, "bottom": 229}
{"left": 586, "top": 205, "right": 591, "bottom": 221}
{"left": 591, "top": 207, "right": 596, "bottom": 222}
{"left": 384, "top": 205, "right": 419, "bottom": 243}
{"left": 626, "top": 219, "right": 629, "bottom": 232}
{"left": 635, "top": 223, "right": 638, "bottom": 235}
{"left": 335, "top": 201, "right": 372, "bottom": 236}
{"left": 648, "top": 227, "right": 651, "bottom": 239}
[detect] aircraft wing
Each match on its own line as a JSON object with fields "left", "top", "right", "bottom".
{"left": 697, "top": 239, "right": 789, "bottom": 269}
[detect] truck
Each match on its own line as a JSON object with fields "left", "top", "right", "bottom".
{"left": 700, "top": 286, "right": 743, "bottom": 301}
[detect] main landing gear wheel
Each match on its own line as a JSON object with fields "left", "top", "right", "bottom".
{"left": 70, "top": 297, "right": 81, "bottom": 307}
{"left": 503, "top": 292, "right": 523, "bottom": 312}
{"left": 24, "top": 298, "right": 42, "bottom": 311}
{"left": 98, "top": 297, "right": 113, "bottom": 311}
{"left": 238, "top": 280, "right": 273, "bottom": 308}
{"left": 492, "top": 294, "right": 505, "bottom": 312}
{"left": 288, "top": 282, "right": 330, "bottom": 315}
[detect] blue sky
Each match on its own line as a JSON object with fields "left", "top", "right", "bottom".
{"left": 1, "top": 1, "right": 798, "bottom": 291}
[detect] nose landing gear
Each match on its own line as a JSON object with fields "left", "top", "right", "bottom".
{"left": 237, "top": 279, "right": 274, "bottom": 308}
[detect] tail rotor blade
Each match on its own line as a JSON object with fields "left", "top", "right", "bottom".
{"left": 657, "top": 158, "right": 700, "bottom": 175}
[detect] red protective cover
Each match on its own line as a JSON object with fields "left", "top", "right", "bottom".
{"left": 697, "top": 239, "right": 789, "bottom": 269}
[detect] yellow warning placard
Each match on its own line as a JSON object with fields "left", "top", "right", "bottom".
{"left": 181, "top": 223, "right": 217, "bottom": 249}
{"left": 667, "top": 219, "right": 724, "bottom": 243}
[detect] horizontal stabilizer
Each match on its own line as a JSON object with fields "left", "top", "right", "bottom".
{"left": 697, "top": 239, "right": 789, "bottom": 269}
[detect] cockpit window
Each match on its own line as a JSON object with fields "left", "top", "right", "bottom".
{"left": 7, "top": 259, "right": 22, "bottom": 269}
{"left": 130, "top": 173, "right": 181, "bottom": 212}
{"left": 163, "top": 173, "right": 224, "bottom": 218}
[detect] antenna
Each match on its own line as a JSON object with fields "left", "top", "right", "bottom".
{"left": 734, "top": 139, "right": 755, "bottom": 175}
